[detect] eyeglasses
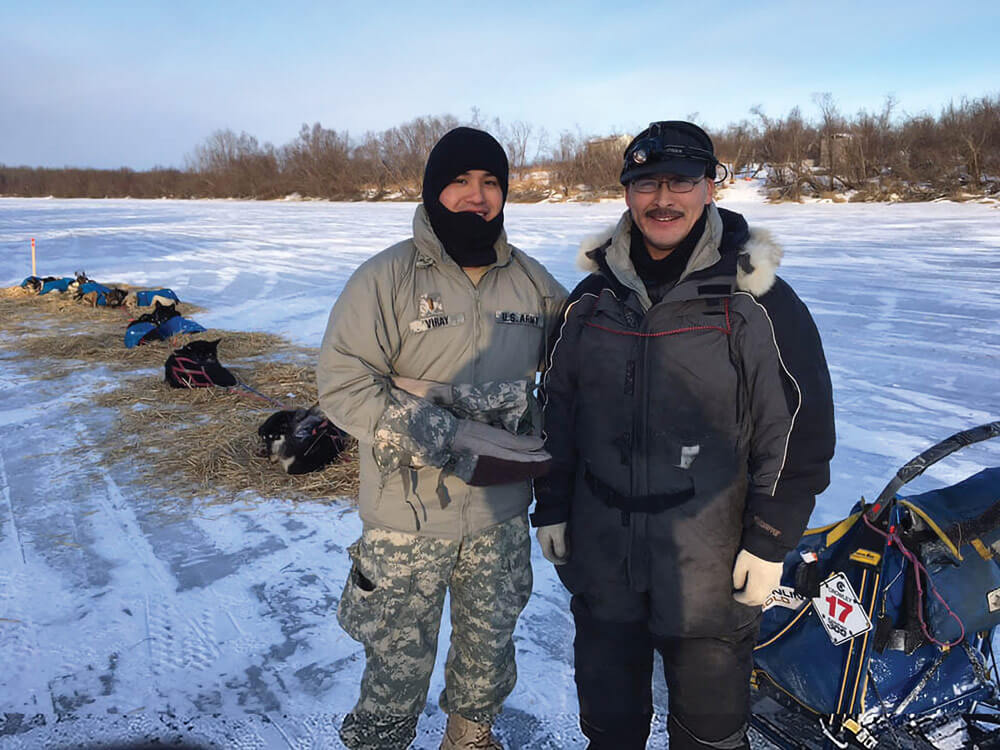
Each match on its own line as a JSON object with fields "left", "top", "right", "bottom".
{"left": 629, "top": 176, "right": 705, "bottom": 194}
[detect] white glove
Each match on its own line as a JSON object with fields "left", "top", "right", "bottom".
{"left": 392, "top": 376, "right": 454, "bottom": 405}
{"left": 536, "top": 522, "right": 569, "bottom": 565}
{"left": 732, "top": 549, "right": 783, "bottom": 607}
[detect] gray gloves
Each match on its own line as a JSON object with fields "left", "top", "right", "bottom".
{"left": 374, "top": 379, "right": 551, "bottom": 487}
{"left": 536, "top": 522, "right": 568, "bottom": 565}
{"left": 732, "top": 549, "right": 783, "bottom": 606}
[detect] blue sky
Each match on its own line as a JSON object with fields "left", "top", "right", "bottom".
{"left": 2, "top": 0, "right": 997, "bottom": 170}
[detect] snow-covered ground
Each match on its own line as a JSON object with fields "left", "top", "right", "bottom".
{"left": 0, "top": 185, "right": 998, "bottom": 748}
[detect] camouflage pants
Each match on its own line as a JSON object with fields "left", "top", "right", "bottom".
{"left": 338, "top": 514, "right": 532, "bottom": 750}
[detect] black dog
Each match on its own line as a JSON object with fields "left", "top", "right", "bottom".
{"left": 135, "top": 300, "right": 181, "bottom": 327}
{"left": 164, "top": 339, "right": 237, "bottom": 388}
{"left": 257, "top": 407, "right": 348, "bottom": 475}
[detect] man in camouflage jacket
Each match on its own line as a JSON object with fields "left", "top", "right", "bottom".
{"left": 317, "top": 127, "right": 566, "bottom": 750}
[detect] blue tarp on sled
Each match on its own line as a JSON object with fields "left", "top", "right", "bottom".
{"left": 755, "top": 468, "right": 1000, "bottom": 718}
{"left": 751, "top": 423, "right": 1000, "bottom": 747}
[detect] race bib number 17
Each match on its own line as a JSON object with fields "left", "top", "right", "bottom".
{"left": 812, "top": 572, "right": 873, "bottom": 646}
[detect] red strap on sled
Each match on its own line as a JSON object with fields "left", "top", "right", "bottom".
{"left": 862, "top": 513, "right": 965, "bottom": 648}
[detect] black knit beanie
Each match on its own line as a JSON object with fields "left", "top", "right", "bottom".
{"left": 422, "top": 127, "right": 510, "bottom": 267}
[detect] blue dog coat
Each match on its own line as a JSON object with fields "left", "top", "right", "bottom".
{"left": 135, "top": 289, "right": 180, "bottom": 306}
{"left": 124, "top": 316, "right": 206, "bottom": 348}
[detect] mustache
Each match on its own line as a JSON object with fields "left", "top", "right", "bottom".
{"left": 644, "top": 208, "right": 683, "bottom": 220}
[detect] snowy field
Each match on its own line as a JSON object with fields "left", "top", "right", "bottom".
{"left": 0, "top": 185, "right": 998, "bottom": 749}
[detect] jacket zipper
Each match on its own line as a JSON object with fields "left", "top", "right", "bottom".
{"left": 465, "top": 269, "right": 485, "bottom": 540}
{"left": 633, "top": 307, "right": 649, "bottom": 501}
{"left": 626, "top": 304, "right": 644, "bottom": 588}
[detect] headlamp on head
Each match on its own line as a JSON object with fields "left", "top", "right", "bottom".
{"left": 620, "top": 121, "right": 723, "bottom": 185}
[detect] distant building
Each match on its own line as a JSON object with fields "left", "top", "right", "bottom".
{"left": 585, "top": 134, "right": 632, "bottom": 154}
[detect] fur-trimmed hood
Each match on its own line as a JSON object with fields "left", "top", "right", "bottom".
{"left": 576, "top": 205, "right": 783, "bottom": 298}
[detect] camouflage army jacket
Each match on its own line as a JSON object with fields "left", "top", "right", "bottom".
{"left": 317, "top": 205, "right": 567, "bottom": 539}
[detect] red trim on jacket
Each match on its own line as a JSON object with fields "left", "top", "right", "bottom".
{"left": 583, "top": 298, "right": 731, "bottom": 337}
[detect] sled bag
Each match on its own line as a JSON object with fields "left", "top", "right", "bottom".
{"left": 906, "top": 468, "right": 1000, "bottom": 642}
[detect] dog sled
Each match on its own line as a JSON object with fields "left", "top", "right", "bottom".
{"left": 751, "top": 422, "right": 1000, "bottom": 749}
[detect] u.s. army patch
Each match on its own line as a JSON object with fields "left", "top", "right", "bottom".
{"left": 409, "top": 313, "right": 466, "bottom": 333}
{"left": 495, "top": 311, "right": 542, "bottom": 327}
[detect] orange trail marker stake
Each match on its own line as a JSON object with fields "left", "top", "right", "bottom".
{"left": 31, "top": 238, "right": 36, "bottom": 276}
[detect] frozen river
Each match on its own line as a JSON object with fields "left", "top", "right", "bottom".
{"left": 0, "top": 187, "right": 998, "bottom": 748}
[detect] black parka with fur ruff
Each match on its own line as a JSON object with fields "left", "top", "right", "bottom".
{"left": 532, "top": 204, "right": 834, "bottom": 637}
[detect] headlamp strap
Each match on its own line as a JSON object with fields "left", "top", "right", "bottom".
{"left": 628, "top": 141, "right": 717, "bottom": 166}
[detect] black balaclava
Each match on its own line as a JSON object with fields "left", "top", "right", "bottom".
{"left": 422, "top": 127, "right": 510, "bottom": 268}
{"left": 630, "top": 207, "right": 708, "bottom": 299}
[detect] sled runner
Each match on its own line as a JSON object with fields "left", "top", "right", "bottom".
{"left": 751, "top": 422, "right": 1000, "bottom": 749}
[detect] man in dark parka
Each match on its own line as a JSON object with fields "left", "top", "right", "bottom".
{"left": 532, "top": 121, "right": 836, "bottom": 749}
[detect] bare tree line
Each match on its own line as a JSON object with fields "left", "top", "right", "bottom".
{"left": 713, "top": 94, "right": 1000, "bottom": 201}
{"left": 2, "top": 95, "right": 998, "bottom": 202}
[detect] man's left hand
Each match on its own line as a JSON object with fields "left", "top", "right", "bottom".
{"left": 536, "top": 522, "right": 569, "bottom": 565}
{"left": 732, "top": 549, "right": 783, "bottom": 607}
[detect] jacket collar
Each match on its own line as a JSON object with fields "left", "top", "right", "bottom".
{"left": 577, "top": 204, "right": 783, "bottom": 308}
{"left": 412, "top": 204, "right": 513, "bottom": 271}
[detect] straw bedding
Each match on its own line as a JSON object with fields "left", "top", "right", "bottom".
{"left": 1, "top": 285, "right": 359, "bottom": 506}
